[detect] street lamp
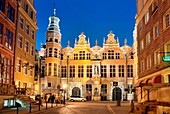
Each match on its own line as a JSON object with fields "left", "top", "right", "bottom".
{"left": 63, "top": 84, "right": 67, "bottom": 105}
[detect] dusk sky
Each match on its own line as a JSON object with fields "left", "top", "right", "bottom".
{"left": 34, "top": 0, "right": 136, "bottom": 50}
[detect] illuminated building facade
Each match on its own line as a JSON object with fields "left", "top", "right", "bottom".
{"left": 136, "top": 0, "right": 170, "bottom": 113}
{"left": 40, "top": 8, "right": 136, "bottom": 101}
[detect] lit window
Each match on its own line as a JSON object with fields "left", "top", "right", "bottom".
{"left": 101, "top": 65, "right": 107, "bottom": 78}
{"left": 101, "top": 84, "right": 107, "bottom": 94}
{"left": 6, "top": 29, "right": 13, "bottom": 50}
{"left": 18, "top": 36, "right": 22, "bottom": 48}
{"left": 119, "top": 65, "right": 124, "bottom": 77}
{"left": 26, "top": 24, "right": 29, "bottom": 35}
{"left": 140, "top": 39, "right": 144, "bottom": 51}
{"left": 116, "top": 53, "right": 120, "bottom": 59}
{"left": 25, "top": 41, "right": 28, "bottom": 52}
{"left": 86, "top": 84, "right": 92, "bottom": 94}
{"left": 110, "top": 65, "right": 116, "bottom": 77}
{"left": 17, "top": 59, "right": 21, "bottom": 72}
{"left": 153, "top": 23, "right": 159, "bottom": 38}
{"left": 79, "top": 51, "right": 85, "bottom": 60}
{"left": 127, "top": 65, "right": 133, "bottom": 77}
{"left": 145, "top": 11, "right": 149, "bottom": 24}
{"left": 70, "top": 66, "right": 75, "bottom": 78}
{"left": 19, "top": 17, "right": 23, "bottom": 29}
{"left": 146, "top": 32, "right": 151, "bottom": 46}
{"left": 48, "top": 63, "right": 52, "bottom": 75}
{"left": 74, "top": 54, "right": 78, "bottom": 60}
{"left": 78, "top": 65, "right": 84, "bottom": 78}
{"left": 61, "top": 66, "right": 66, "bottom": 78}
{"left": 54, "top": 63, "right": 57, "bottom": 76}
{"left": 23, "top": 62, "right": 28, "bottom": 74}
{"left": 108, "top": 50, "right": 114, "bottom": 59}
{"left": 154, "top": 49, "right": 160, "bottom": 65}
{"left": 87, "top": 65, "right": 92, "bottom": 78}
{"left": 147, "top": 56, "right": 151, "bottom": 69}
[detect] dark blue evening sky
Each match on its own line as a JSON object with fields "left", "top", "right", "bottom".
{"left": 34, "top": 0, "right": 136, "bottom": 50}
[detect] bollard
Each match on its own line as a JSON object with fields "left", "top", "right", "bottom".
{"left": 39, "top": 99, "right": 40, "bottom": 111}
{"left": 29, "top": 102, "right": 31, "bottom": 113}
{"left": 46, "top": 102, "right": 47, "bottom": 109}
{"left": 117, "top": 100, "right": 121, "bottom": 106}
{"left": 16, "top": 106, "right": 19, "bottom": 114}
{"left": 130, "top": 100, "right": 134, "bottom": 112}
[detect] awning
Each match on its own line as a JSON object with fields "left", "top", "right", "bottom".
{"left": 134, "top": 75, "right": 162, "bottom": 88}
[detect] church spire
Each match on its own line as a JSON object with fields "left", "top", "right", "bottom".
{"left": 53, "top": 2, "right": 56, "bottom": 16}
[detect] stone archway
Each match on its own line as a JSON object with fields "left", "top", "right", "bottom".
{"left": 112, "top": 87, "right": 122, "bottom": 101}
{"left": 72, "top": 87, "right": 81, "bottom": 96}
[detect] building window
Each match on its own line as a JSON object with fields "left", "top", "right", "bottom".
{"left": 7, "top": 4, "right": 15, "bottom": 22}
{"left": 153, "top": 23, "right": 159, "bottom": 38}
{"left": 61, "top": 66, "right": 66, "bottom": 78}
{"left": 154, "top": 49, "right": 160, "bottom": 65}
{"left": 140, "top": 39, "right": 144, "bottom": 51}
{"left": 31, "top": 46, "right": 34, "bottom": 55}
{"left": 54, "top": 48, "right": 57, "bottom": 58}
{"left": 5, "top": 29, "right": 13, "bottom": 50}
{"left": 31, "top": 30, "right": 34, "bottom": 39}
{"left": 18, "top": 36, "right": 22, "bottom": 48}
{"left": 49, "top": 48, "right": 52, "bottom": 57}
{"left": 74, "top": 54, "right": 78, "bottom": 60}
{"left": 0, "top": 0, "right": 5, "bottom": 12}
{"left": 164, "top": 42, "right": 170, "bottom": 56}
{"left": 146, "top": 32, "right": 151, "bottom": 46}
{"left": 26, "top": 24, "right": 29, "bottom": 35}
{"left": 54, "top": 63, "right": 57, "bottom": 76}
{"left": 101, "top": 65, "right": 107, "bottom": 78}
{"left": 24, "top": 3, "right": 28, "bottom": 13}
{"left": 25, "top": 41, "right": 28, "bottom": 52}
{"left": 58, "top": 65, "right": 60, "bottom": 77}
{"left": 110, "top": 65, "right": 116, "bottom": 77}
{"left": 3, "top": 58, "right": 11, "bottom": 84}
{"left": 127, "top": 65, "right": 133, "bottom": 77}
{"left": 29, "top": 11, "right": 33, "bottom": 19}
{"left": 86, "top": 84, "right": 92, "bottom": 94}
{"left": 87, "top": 65, "right": 92, "bottom": 78}
{"left": 108, "top": 50, "right": 114, "bottom": 59}
{"left": 48, "top": 63, "right": 52, "bottom": 75}
{"left": 30, "top": 67, "right": 33, "bottom": 76}
{"left": 147, "top": 56, "right": 151, "bottom": 69}
{"left": 101, "top": 84, "right": 107, "bottom": 94}
{"left": 145, "top": 11, "right": 149, "bottom": 24}
{"left": 166, "top": 14, "right": 170, "bottom": 28}
{"left": 0, "top": 23, "right": 3, "bottom": 44}
{"left": 55, "top": 39, "right": 58, "bottom": 43}
{"left": 19, "top": 17, "right": 23, "bottom": 29}
{"left": 118, "top": 65, "right": 124, "bottom": 77}
{"left": 41, "top": 66, "right": 45, "bottom": 78}
{"left": 141, "top": 60, "right": 145, "bottom": 72}
{"left": 102, "top": 53, "right": 107, "bottom": 59}
{"left": 116, "top": 53, "right": 120, "bottom": 59}
{"left": 23, "top": 62, "right": 28, "bottom": 74}
{"left": 78, "top": 65, "right": 84, "bottom": 78}
{"left": 70, "top": 66, "right": 75, "bottom": 78}
{"left": 17, "top": 59, "right": 21, "bottom": 72}
{"left": 79, "top": 51, "right": 85, "bottom": 60}
{"left": 48, "top": 83, "right": 51, "bottom": 87}
{"left": 86, "top": 53, "right": 90, "bottom": 60}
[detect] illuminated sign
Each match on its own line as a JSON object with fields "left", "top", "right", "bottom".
{"left": 162, "top": 56, "right": 170, "bottom": 62}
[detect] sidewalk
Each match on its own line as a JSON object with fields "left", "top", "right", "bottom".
{"left": 0, "top": 103, "right": 64, "bottom": 114}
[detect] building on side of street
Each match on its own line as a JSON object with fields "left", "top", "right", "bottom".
{"left": 39, "top": 7, "right": 137, "bottom": 101}
{"left": 14, "top": 0, "right": 38, "bottom": 95}
{"left": 0, "top": 0, "right": 17, "bottom": 109}
{"left": 135, "top": 0, "right": 170, "bottom": 113}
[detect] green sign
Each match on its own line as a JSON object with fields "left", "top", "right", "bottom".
{"left": 162, "top": 56, "right": 170, "bottom": 62}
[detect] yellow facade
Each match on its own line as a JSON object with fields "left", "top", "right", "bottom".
{"left": 14, "top": 0, "right": 38, "bottom": 94}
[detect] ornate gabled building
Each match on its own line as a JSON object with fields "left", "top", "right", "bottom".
{"left": 39, "top": 7, "right": 136, "bottom": 101}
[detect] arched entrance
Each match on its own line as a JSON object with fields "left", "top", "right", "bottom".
{"left": 112, "top": 87, "right": 122, "bottom": 101}
{"left": 72, "top": 87, "right": 80, "bottom": 96}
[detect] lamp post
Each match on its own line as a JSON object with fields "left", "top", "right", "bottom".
{"left": 63, "top": 84, "right": 67, "bottom": 105}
